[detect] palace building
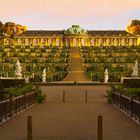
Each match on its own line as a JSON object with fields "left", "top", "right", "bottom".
{"left": 0, "top": 25, "right": 140, "bottom": 47}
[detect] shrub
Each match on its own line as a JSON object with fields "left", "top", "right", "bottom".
{"left": 106, "top": 84, "right": 140, "bottom": 102}
{"left": 34, "top": 86, "right": 46, "bottom": 103}
{"left": 105, "top": 89, "right": 113, "bottom": 103}
{"left": 122, "top": 88, "right": 140, "bottom": 101}
{"left": 4, "top": 83, "right": 34, "bottom": 97}
{"left": 105, "top": 84, "right": 123, "bottom": 103}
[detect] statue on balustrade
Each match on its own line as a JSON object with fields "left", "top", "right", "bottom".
{"left": 131, "top": 60, "right": 139, "bottom": 77}
{"left": 104, "top": 68, "right": 109, "bottom": 83}
{"left": 42, "top": 68, "right": 46, "bottom": 83}
{"left": 15, "top": 60, "right": 22, "bottom": 79}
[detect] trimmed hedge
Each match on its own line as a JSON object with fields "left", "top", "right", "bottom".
{"left": 123, "top": 79, "right": 140, "bottom": 88}
{"left": 0, "top": 79, "right": 25, "bottom": 88}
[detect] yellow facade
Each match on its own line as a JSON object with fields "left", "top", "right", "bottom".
{"left": 0, "top": 25, "right": 139, "bottom": 47}
{"left": 1, "top": 36, "right": 139, "bottom": 47}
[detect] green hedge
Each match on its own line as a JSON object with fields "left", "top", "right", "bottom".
{"left": 123, "top": 79, "right": 140, "bottom": 88}
{"left": 0, "top": 79, "right": 25, "bottom": 88}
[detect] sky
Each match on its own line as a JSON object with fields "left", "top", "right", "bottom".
{"left": 0, "top": 0, "right": 140, "bottom": 30}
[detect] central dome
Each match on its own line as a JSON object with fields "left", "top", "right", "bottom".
{"left": 64, "top": 25, "right": 88, "bottom": 35}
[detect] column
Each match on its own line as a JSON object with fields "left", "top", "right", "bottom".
{"left": 13, "top": 39, "right": 17, "bottom": 46}
{"left": 129, "top": 38, "right": 133, "bottom": 46}
{"left": 45, "top": 38, "right": 48, "bottom": 46}
{"left": 138, "top": 38, "right": 140, "bottom": 45}
{"left": 99, "top": 38, "right": 103, "bottom": 46}
{"left": 33, "top": 38, "right": 36, "bottom": 46}
{"left": 72, "top": 38, "right": 76, "bottom": 46}
{"left": 91, "top": 39, "right": 94, "bottom": 46}
{"left": 55, "top": 38, "right": 59, "bottom": 46}
{"left": 121, "top": 38, "right": 125, "bottom": 46}
{"left": 81, "top": 38, "right": 85, "bottom": 46}
{"left": 18, "top": 39, "right": 21, "bottom": 45}
{"left": 94, "top": 39, "right": 97, "bottom": 46}
{"left": 114, "top": 39, "right": 118, "bottom": 46}
{"left": 44, "top": 38, "right": 47, "bottom": 46}
{"left": 65, "top": 38, "right": 68, "bottom": 46}
{"left": 106, "top": 38, "right": 110, "bottom": 46}
{"left": 48, "top": 38, "right": 52, "bottom": 46}
{"left": 52, "top": 38, "right": 55, "bottom": 46}
{"left": 97, "top": 38, "right": 100, "bottom": 46}
{"left": 87, "top": 38, "right": 91, "bottom": 46}
{"left": 78, "top": 38, "right": 81, "bottom": 47}
{"left": 25, "top": 38, "right": 29, "bottom": 46}
{"left": 40, "top": 38, "right": 44, "bottom": 46}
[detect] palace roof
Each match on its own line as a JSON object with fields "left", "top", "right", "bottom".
{"left": 19, "top": 30, "right": 63, "bottom": 36}
{"left": 19, "top": 30, "right": 133, "bottom": 37}
{"left": 88, "top": 30, "right": 133, "bottom": 36}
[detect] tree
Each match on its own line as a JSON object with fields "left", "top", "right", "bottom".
{"left": 1, "top": 21, "right": 27, "bottom": 36}
{"left": 3, "top": 22, "right": 16, "bottom": 36}
{"left": 0, "top": 21, "right": 3, "bottom": 36}
{"left": 126, "top": 20, "right": 140, "bottom": 35}
{"left": 15, "top": 24, "right": 27, "bottom": 35}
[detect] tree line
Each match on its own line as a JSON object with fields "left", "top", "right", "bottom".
{"left": 126, "top": 20, "right": 140, "bottom": 35}
{"left": 0, "top": 20, "right": 139, "bottom": 37}
{"left": 0, "top": 21, "right": 27, "bottom": 36}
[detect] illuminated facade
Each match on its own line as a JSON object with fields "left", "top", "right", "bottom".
{"left": 0, "top": 25, "right": 140, "bottom": 47}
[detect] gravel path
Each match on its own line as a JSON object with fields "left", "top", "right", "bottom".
{"left": 0, "top": 85, "right": 140, "bottom": 140}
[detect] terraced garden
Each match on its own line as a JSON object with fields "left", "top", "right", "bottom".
{"left": 1, "top": 45, "right": 140, "bottom": 82}
{"left": 81, "top": 45, "right": 140, "bottom": 82}
{"left": 0, "top": 45, "right": 70, "bottom": 82}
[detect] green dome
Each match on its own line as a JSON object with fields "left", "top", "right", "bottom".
{"left": 64, "top": 25, "right": 88, "bottom": 35}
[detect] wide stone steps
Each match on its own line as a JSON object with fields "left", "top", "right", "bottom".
{"left": 64, "top": 47, "right": 90, "bottom": 81}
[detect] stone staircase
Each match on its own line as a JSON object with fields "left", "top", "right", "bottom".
{"left": 64, "top": 47, "right": 90, "bottom": 81}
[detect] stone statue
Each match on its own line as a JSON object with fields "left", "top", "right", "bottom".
{"left": 15, "top": 60, "right": 22, "bottom": 79}
{"left": 42, "top": 68, "right": 46, "bottom": 83}
{"left": 131, "top": 60, "right": 139, "bottom": 77}
{"left": 104, "top": 68, "right": 109, "bottom": 83}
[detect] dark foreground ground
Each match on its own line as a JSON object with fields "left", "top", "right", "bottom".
{"left": 0, "top": 85, "right": 140, "bottom": 140}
